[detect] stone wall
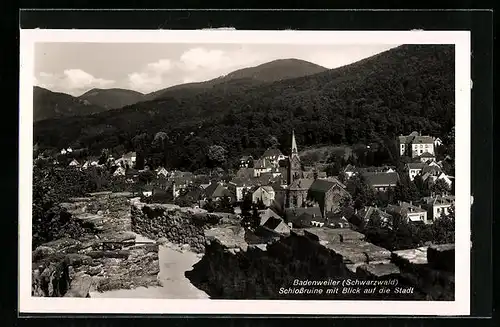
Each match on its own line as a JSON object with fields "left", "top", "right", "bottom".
{"left": 32, "top": 193, "right": 160, "bottom": 297}
{"left": 185, "top": 226, "right": 455, "bottom": 300}
{"left": 130, "top": 199, "right": 221, "bottom": 253}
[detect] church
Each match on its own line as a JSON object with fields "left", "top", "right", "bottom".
{"left": 285, "top": 131, "right": 351, "bottom": 219}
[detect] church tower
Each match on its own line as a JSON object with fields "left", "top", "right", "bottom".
{"left": 288, "top": 130, "right": 302, "bottom": 185}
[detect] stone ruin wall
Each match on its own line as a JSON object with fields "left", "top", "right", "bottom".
{"left": 130, "top": 199, "right": 223, "bottom": 253}
{"left": 32, "top": 192, "right": 160, "bottom": 297}
{"left": 184, "top": 226, "right": 455, "bottom": 301}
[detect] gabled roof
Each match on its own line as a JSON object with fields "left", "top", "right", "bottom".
{"left": 357, "top": 206, "right": 392, "bottom": 221}
{"left": 386, "top": 202, "right": 426, "bottom": 216}
{"left": 309, "top": 179, "right": 337, "bottom": 194}
{"left": 236, "top": 167, "right": 255, "bottom": 179}
{"left": 258, "top": 208, "right": 282, "bottom": 225}
{"left": 262, "top": 217, "right": 286, "bottom": 230}
{"left": 123, "top": 151, "right": 136, "bottom": 159}
{"left": 421, "top": 165, "right": 442, "bottom": 175}
{"left": 288, "top": 178, "right": 315, "bottom": 190}
{"left": 343, "top": 164, "right": 356, "bottom": 172}
{"left": 229, "top": 177, "right": 254, "bottom": 187}
{"left": 204, "top": 182, "right": 231, "bottom": 199}
{"left": 419, "top": 151, "right": 435, "bottom": 158}
{"left": 240, "top": 155, "right": 253, "bottom": 161}
{"left": 362, "top": 172, "right": 399, "bottom": 187}
{"left": 262, "top": 148, "right": 283, "bottom": 158}
{"left": 406, "top": 162, "right": 427, "bottom": 170}
{"left": 411, "top": 136, "right": 434, "bottom": 144}
{"left": 421, "top": 195, "right": 455, "bottom": 206}
{"left": 254, "top": 158, "right": 273, "bottom": 169}
{"left": 284, "top": 207, "right": 323, "bottom": 222}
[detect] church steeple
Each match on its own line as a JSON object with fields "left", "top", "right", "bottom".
{"left": 291, "top": 130, "right": 298, "bottom": 155}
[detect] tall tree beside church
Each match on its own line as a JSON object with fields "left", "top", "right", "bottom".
{"left": 347, "top": 174, "right": 375, "bottom": 209}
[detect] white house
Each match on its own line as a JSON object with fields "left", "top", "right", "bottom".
{"left": 261, "top": 148, "right": 287, "bottom": 168}
{"left": 386, "top": 201, "right": 429, "bottom": 224}
{"left": 434, "top": 137, "right": 443, "bottom": 147}
{"left": 122, "top": 152, "right": 137, "bottom": 167}
{"left": 113, "top": 166, "right": 126, "bottom": 177}
{"left": 253, "top": 158, "right": 273, "bottom": 177}
{"left": 156, "top": 167, "right": 169, "bottom": 178}
{"left": 68, "top": 159, "right": 80, "bottom": 167}
{"left": 60, "top": 149, "right": 67, "bottom": 155}
{"left": 252, "top": 186, "right": 276, "bottom": 207}
{"left": 398, "top": 132, "right": 435, "bottom": 158}
{"left": 66, "top": 147, "right": 73, "bottom": 153}
{"left": 421, "top": 195, "right": 455, "bottom": 223}
{"left": 419, "top": 152, "right": 436, "bottom": 163}
{"left": 406, "top": 162, "right": 427, "bottom": 181}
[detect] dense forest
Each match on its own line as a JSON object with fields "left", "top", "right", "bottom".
{"left": 34, "top": 44, "right": 455, "bottom": 172}
{"left": 33, "top": 86, "right": 110, "bottom": 122}
{"left": 78, "top": 88, "right": 145, "bottom": 109}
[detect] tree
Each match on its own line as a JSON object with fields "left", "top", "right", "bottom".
{"left": 138, "top": 170, "right": 155, "bottom": 185}
{"left": 207, "top": 145, "right": 228, "bottom": 167}
{"left": 413, "top": 174, "right": 430, "bottom": 198}
{"left": 430, "top": 178, "right": 451, "bottom": 196}
{"left": 240, "top": 192, "right": 253, "bottom": 217}
{"left": 266, "top": 135, "right": 280, "bottom": 148}
{"left": 347, "top": 175, "right": 375, "bottom": 209}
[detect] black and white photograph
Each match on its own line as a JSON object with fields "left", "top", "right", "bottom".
{"left": 19, "top": 30, "right": 471, "bottom": 315}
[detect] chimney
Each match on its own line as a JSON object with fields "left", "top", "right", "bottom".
{"left": 410, "top": 201, "right": 413, "bottom": 206}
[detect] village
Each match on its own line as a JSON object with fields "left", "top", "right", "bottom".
{"left": 35, "top": 129, "right": 455, "bottom": 243}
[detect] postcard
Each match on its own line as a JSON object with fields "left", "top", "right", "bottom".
{"left": 20, "top": 29, "right": 471, "bottom": 315}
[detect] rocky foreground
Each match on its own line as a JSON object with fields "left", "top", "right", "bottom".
{"left": 185, "top": 227, "right": 455, "bottom": 300}
{"left": 32, "top": 192, "right": 161, "bottom": 297}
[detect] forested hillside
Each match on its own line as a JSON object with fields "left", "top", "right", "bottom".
{"left": 34, "top": 44, "right": 455, "bottom": 172}
{"left": 78, "top": 88, "right": 145, "bottom": 109}
{"left": 33, "top": 86, "right": 109, "bottom": 122}
{"left": 143, "top": 58, "right": 327, "bottom": 101}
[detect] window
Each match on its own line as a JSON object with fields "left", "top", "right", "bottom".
{"left": 420, "top": 150, "right": 423, "bottom": 154}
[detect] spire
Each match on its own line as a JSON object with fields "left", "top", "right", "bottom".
{"left": 291, "top": 130, "right": 298, "bottom": 154}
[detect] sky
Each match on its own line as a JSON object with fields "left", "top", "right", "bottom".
{"left": 34, "top": 43, "right": 400, "bottom": 96}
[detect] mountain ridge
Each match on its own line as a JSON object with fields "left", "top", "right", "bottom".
{"left": 34, "top": 44, "right": 455, "bottom": 172}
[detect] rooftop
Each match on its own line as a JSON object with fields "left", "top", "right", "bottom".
{"left": 362, "top": 172, "right": 399, "bottom": 186}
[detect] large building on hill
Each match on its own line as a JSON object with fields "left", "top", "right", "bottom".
{"left": 398, "top": 131, "right": 435, "bottom": 158}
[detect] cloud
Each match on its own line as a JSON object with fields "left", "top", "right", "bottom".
{"left": 127, "top": 59, "right": 174, "bottom": 93}
{"left": 34, "top": 69, "right": 115, "bottom": 96}
{"left": 127, "top": 47, "right": 265, "bottom": 93}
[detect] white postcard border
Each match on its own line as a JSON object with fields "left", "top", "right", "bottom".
{"left": 19, "top": 29, "right": 471, "bottom": 316}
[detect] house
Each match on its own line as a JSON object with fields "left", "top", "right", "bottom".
{"left": 420, "top": 194, "right": 455, "bottom": 223}
{"left": 355, "top": 206, "right": 393, "bottom": 226}
{"left": 357, "top": 166, "right": 396, "bottom": 174}
{"left": 342, "top": 164, "right": 357, "bottom": 179}
{"left": 82, "top": 160, "right": 90, "bottom": 169}
{"left": 257, "top": 208, "right": 282, "bottom": 226}
{"left": 325, "top": 207, "right": 354, "bottom": 228}
{"left": 68, "top": 159, "right": 80, "bottom": 167}
{"left": 306, "top": 179, "right": 351, "bottom": 217}
{"left": 386, "top": 201, "right": 428, "bottom": 224}
{"left": 284, "top": 206, "right": 324, "bottom": 228}
{"left": 239, "top": 155, "right": 254, "bottom": 168}
{"left": 66, "top": 147, "right": 73, "bottom": 153}
{"left": 425, "top": 172, "right": 453, "bottom": 189}
{"left": 434, "top": 137, "right": 443, "bottom": 147}
{"left": 260, "top": 216, "right": 291, "bottom": 236}
{"left": 398, "top": 131, "right": 435, "bottom": 158}
{"left": 229, "top": 177, "right": 255, "bottom": 202}
{"left": 252, "top": 186, "right": 276, "bottom": 207}
{"left": 406, "top": 162, "right": 427, "bottom": 181}
{"left": 60, "top": 149, "right": 67, "bottom": 155}
{"left": 125, "top": 168, "right": 139, "bottom": 179}
{"left": 113, "top": 166, "right": 126, "bottom": 177}
{"left": 141, "top": 184, "right": 154, "bottom": 197}
{"left": 261, "top": 148, "right": 287, "bottom": 167}
{"left": 253, "top": 158, "right": 273, "bottom": 177}
{"left": 202, "top": 182, "right": 232, "bottom": 202}
{"left": 362, "top": 172, "right": 400, "bottom": 191}
{"left": 156, "top": 167, "right": 169, "bottom": 178}
{"left": 418, "top": 152, "right": 436, "bottom": 163}
{"left": 171, "top": 176, "right": 193, "bottom": 199}
{"left": 122, "top": 151, "right": 137, "bottom": 167}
